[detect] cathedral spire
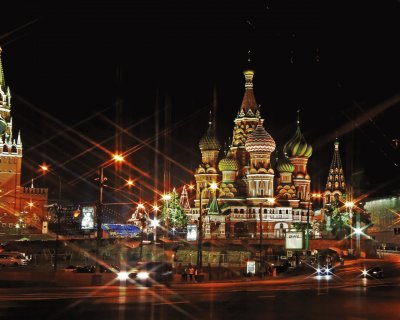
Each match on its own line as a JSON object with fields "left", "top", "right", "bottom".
{"left": 0, "top": 47, "right": 5, "bottom": 91}
{"left": 326, "top": 138, "right": 346, "bottom": 193}
{"left": 180, "top": 185, "right": 191, "bottom": 211}
{"left": 238, "top": 51, "right": 259, "bottom": 118}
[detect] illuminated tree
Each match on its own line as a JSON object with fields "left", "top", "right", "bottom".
{"left": 161, "top": 189, "right": 188, "bottom": 230}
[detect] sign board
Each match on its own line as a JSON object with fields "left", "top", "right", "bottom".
{"left": 287, "top": 250, "right": 293, "bottom": 258}
{"left": 42, "top": 221, "right": 48, "bottom": 234}
{"left": 247, "top": 260, "right": 256, "bottom": 274}
{"left": 285, "top": 231, "right": 303, "bottom": 250}
{"left": 81, "top": 206, "right": 95, "bottom": 230}
{"left": 187, "top": 224, "right": 197, "bottom": 241}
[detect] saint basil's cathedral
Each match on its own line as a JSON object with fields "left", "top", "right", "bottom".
{"left": 182, "top": 61, "right": 347, "bottom": 240}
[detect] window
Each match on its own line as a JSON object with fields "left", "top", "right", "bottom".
{"left": 8, "top": 223, "right": 13, "bottom": 228}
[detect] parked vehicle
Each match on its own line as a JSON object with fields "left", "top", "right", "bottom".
{"left": 64, "top": 265, "right": 77, "bottom": 272}
{"left": 0, "top": 252, "right": 29, "bottom": 266}
{"left": 316, "top": 264, "right": 334, "bottom": 276}
{"left": 362, "top": 266, "right": 383, "bottom": 279}
{"left": 127, "top": 262, "right": 173, "bottom": 287}
{"left": 74, "top": 265, "right": 96, "bottom": 273}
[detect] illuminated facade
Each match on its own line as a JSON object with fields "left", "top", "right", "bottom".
{"left": 189, "top": 64, "right": 315, "bottom": 240}
{"left": 0, "top": 48, "right": 48, "bottom": 236}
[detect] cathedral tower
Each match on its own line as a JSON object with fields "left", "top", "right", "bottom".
{"left": 323, "top": 138, "right": 346, "bottom": 206}
{"left": 283, "top": 110, "right": 312, "bottom": 206}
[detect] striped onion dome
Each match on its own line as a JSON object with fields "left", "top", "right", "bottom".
{"left": 277, "top": 154, "right": 295, "bottom": 173}
{"left": 245, "top": 121, "right": 276, "bottom": 153}
{"left": 199, "top": 120, "right": 221, "bottom": 151}
{"left": 283, "top": 111, "right": 312, "bottom": 158}
{"left": 218, "top": 148, "right": 238, "bottom": 171}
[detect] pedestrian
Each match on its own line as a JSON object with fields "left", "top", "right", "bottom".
{"left": 188, "top": 264, "right": 195, "bottom": 281}
{"left": 182, "top": 265, "right": 188, "bottom": 282}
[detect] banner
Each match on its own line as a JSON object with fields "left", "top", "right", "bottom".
{"left": 187, "top": 224, "right": 197, "bottom": 241}
{"left": 81, "top": 206, "right": 95, "bottom": 230}
{"left": 285, "top": 231, "right": 303, "bottom": 249}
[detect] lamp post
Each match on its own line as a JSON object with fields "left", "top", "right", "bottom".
{"left": 196, "top": 182, "right": 217, "bottom": 273}
{"left": 162, "top": 194, "right": 171, "bottom": 239}
{"left": 305, "top": 194, "right": 321, "bottom": 260}
{"left": 259, "top": 197, "right": 275, "bottom": 267}
{"left": 137, "top": 203, "right": 147, "bottom": 261}
{"left": 40, "top": 164, "right": 62, "bottom": 271}
{"left": 96, "top": 154, "right": 124, "bottom": 269}
{"left": 345, "top": 201, "right": 354, "bottom": 256}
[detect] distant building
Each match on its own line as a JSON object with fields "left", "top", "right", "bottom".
{"left": 364, "top": 194, "right": 400, "bottom": 246}
{"left": 0, "top": 48, "right": 48, "bottom": 236}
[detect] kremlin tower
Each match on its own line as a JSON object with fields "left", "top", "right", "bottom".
{"left": 0, "top": 48, "right": 48, "bottom": 236}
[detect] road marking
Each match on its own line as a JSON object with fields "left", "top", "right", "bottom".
{"left": 154, "top": 300, "right": 190, "bottom": 305}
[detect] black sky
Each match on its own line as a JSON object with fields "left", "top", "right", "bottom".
{"left": 1, "top": 0, "right": 400, "bottom": 205}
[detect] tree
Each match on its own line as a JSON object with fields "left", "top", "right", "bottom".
{"left": 160, "top": 190, "right": 188, "bottom": 231}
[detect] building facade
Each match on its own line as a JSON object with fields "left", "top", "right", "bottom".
{"left": 188, "top": 64, "right": 316, "bottom": 240}
{"left": 0, "top": 48, "right": 48, "bottom": 236}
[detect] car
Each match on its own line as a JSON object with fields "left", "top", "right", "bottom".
{"left": 99, "top": 264, "right": 120, "bottom": 273}
{"left": 0, "top": 252, "right": 29, "bottom": 266}
{"left": 128, "top": 262, "right": 173, "bottom": 287}
{"left": 362, "top": 266, "right": 383, "bottom": 279}
{"left": 74, "top": 265, "right": 96, "bottom": 273}
{"left": 64, "top": 265, "right": 77, "bottom": 272}
{"left": 316, "top": 264, "right": 334, "bottom": 276}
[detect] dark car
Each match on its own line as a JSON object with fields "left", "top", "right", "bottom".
{"left": 75, "top": 265, "right": 96, "bottom": 273}
{"left": 363, "top": 266, "right": 383, "bottom": 279}
{"left": 129, "top": 262, "right": 173, "bottom": 287}
{"left": 99, "top": 264, "right": 120, "bottom": 273}
{"left": 317, "top": 264, "right": 334, "bottom": 276}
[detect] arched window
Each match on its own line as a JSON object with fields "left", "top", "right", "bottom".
{"left": 3, "top": 145, "right": 8, "bottom": 153}
{"left": 11, "top": 146, "right": 17, "bottom": 153}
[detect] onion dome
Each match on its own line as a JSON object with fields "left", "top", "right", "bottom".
{"left": 199, "top": 113, "right": 221, "bottom": 151}
{"left": 283, "top": 110, "right": 312, "bottom": 158}
{"left": 245, "top": 120, "right": 276, "bottom": 153}
{"left": 218, "top": 148, "right": 238, "bottom": 171}
{"left": 277, "top": 154, "right": 295, "bottom": 173}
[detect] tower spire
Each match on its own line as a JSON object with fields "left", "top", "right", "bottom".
{"left": 238, "top": 51, "right": 259, "bottom": 118}
{"left": 0, "top": 47, "right": 5, "bottom": 91}
{"left": 325, "top": 139, "right": 346, "bottom": 193}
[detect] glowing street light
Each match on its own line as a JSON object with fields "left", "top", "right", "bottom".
{"left": 40, "top": 164, "right": 62, "bottom": 271}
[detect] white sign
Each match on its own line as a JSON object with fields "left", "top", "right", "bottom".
{"left": 287, "top": 250, "right": 293, "bottom": 258}
{"left": 285, "top": 231, "right": 303, "bottom": 250}
{"left": 187, "top": 224, "right": 197, "bottom": 241}
{"left": 81, "top": 206, "right": 95, "bottom": 230}
{"left": 247, "top": 261, "right": 256, "bottom": 274}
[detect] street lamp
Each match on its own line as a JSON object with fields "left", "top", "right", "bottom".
{"left": 305, "top": 193, "right": 321, "bottom": 260}
{"left": 345, "top": 201, "right": 354, "bottom": 256}
{"left": 259, "top": 197, "right": 275, "bottom": 269}
{"left": 137, "top": 203, "right": 148, "bottom": 261}
{"left": 40, "top": 164, "right": 62, "bottom": 271}
{"left": 96, "top": 154, "right": 124, "bottom": 269}
{"left": 162, "top": 194, "right": 171, "bottom": 239}
{"left": 196, "top": 182, "right": 218, "bottom": 273}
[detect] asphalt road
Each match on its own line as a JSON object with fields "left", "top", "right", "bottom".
{"left": 1, "top": 256, "right": 400, "bottom": 320}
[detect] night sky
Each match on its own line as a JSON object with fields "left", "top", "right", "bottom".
{"left": 1, "top": 0, "right": 400, "bottom": 207}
